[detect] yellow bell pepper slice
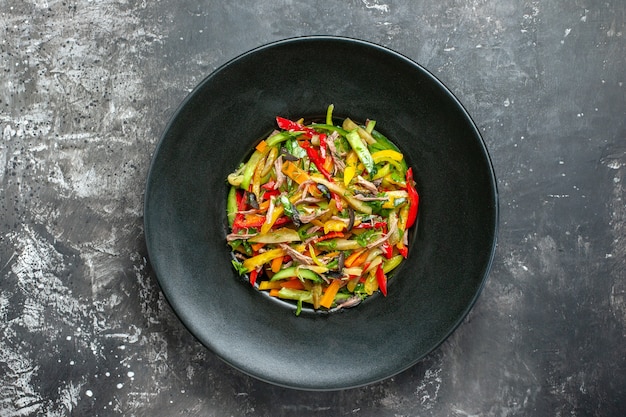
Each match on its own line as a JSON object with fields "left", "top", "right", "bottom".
{"left": 323, "top": 219, "right": 347, "bottom": 235}
{"left": 248, "top": 227, "right": 301, "bottom": 244}
{"left": 242, "top": 247, "right": 286, "bottom": 272}
{"left": 381, "top": 190, "right": 409, "bottom": 209}
{"left": 397, "top": 204, "right": 409, "bottom": 233}
{"left": 363, "top": 270, "right": 379, "bottom": 295}
{"left": 308, "top": 244, "right": 325, "bottom": 267}
{"left": 372, "top": 150, "right": 404, "bottom": 172}
{"left": 299, "top": 264, "right": 329, "bottom": 275}
{"left": 343, "top": 151, "right": 358, "bottom": 186}
{"left": 258, "top": 280, "right": 282, "bottom": 290}
{"left": 371, "top": 149, "right": 403, "bottom": 162}
{"left": 261, "top": 146, "right": 278, "bottom": 177}
{"left": 260, "top": 205, "right": 284, "bottom": 234}
{"left": 251, "top": 154, "right": 266, "bottom": 199}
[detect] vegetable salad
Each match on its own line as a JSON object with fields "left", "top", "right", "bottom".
{"left": 227, "top": 105, "right": 419, "bottom": 315}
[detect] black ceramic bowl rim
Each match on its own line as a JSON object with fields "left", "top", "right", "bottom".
{"left": 144, "top": 36, "right": 499, "bottom": 390}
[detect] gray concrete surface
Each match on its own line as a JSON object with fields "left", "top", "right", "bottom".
{"left": 1, "top": 0, "right": 625, "bottom": 416}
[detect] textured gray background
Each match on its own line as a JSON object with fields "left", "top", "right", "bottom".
{"left": 1, "top": 0, "right": 625, "bottom": 416}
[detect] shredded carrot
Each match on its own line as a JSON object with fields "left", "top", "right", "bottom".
{"left": 319, "top": 279, "right": 342, "bottom": 308}
{"left": 344, "top": 248, "right": 366, "bottom": 268}
{"left": 255, "top": 140, "right": 268, "bottom": 152}
{"left": 281, "top": 161, "right": 310, "bottom": 184}
{"left": 269, "top": 288, "right": 280, "bottom": 297}
{"left": 251, "top": 242, "right": 265, "bottom": 252}
{"left": 352, "top": 250, "right": 371, "bottom": 267}
{"left": 270, "top": 255, "right": 283, "bottom": 273}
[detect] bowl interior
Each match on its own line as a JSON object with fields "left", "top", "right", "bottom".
{"left": 144, "top": 36, "right": 498, "bottom": 390}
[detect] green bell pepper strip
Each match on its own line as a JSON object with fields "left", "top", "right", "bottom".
{"left": 271, "top": 266, "right": 324, "bottom": 283}
{"left": 277, "top": 288, "right": 313, "bottom": 304}
{"left": 309, "top": 124, "right": 348, "bottom": 136}
{"left": 346, "top": 129, "right": 375, "bottom": 174}
{"left": 370, "top": 129, "right": 408, "bottom": 173}
{"left": 266, "top": 131, "right": 291, "bottom": 147}
{"left": 343, "top": 118, "right": 376, "bottom": 144}
{"left": 227, "top": 186, "right": 238, "bottom": 227}
{"left": 248, "top": 227, "right": 301, "bottom": 244}
{"left": 240, "top": 150, "right": 264, "bottom": 191}
{"left": 326, "top": 103, "right": 334, "bottom": 125}
{"left": 382, "top": 255, "right": 404, "bottom": 274}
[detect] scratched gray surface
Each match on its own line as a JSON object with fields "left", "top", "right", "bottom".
{"left": 1, "top": 0, "right": 625, "bottom": 416}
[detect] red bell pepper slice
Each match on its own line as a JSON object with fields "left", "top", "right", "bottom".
{"left": 276, "top": 116, "right": 326, "bottom": 141}
{"left": 405, "top": 167, "right": 419, "bottom": 229}
{"left": 398, "top": 244, "right": 409, "bottom": 259}
{"left": 261, "top": 180, "right": 276, "bottom": 190}
{"left": 233, "top": 213, "right": 265, "bottom": 230}
{"left": 231, "top": 190, "right": 247, "bottom": 232}
{"left": 353, "top": 221, "right": 387, "bottom": 230}
{"left": 262, "top": 189, "right": 281, "bottom": 200}
{"left": 237, "top": 189, "right": 246, "bottom": 207}
{"left": 233, "top": 214, "right": 290, "bottom": 231}
{"left": 249, "top": 269, "right": 259, "bottom": 286}
{"left": 319, "top": 133, "right": 327, "bottom": 159}
{"left": 301, "top": 142, "right": 334, "bottom": 182}
{"left": 313, "top": 231, "right": 344, "bottom": 243}
{"left": 376, "top": 264, "right": 387, "bottom": 296}
{"left": 381, "top": 242, "right": 394, "bottom": 259}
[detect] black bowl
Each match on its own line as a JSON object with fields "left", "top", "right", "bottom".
{"left": 144, "top": 36, "right": 498, "bottom": 390}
